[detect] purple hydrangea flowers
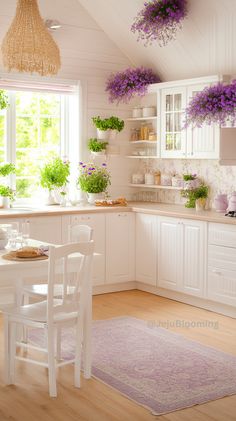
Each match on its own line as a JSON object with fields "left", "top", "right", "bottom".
{"left": 131, "top": 0, "right": 187, "bottom": 47}
{"left": 106, "top": 67, "right": 160, "bottom": 104}
{"left": 185, "top": 80, "right": 236, "bottom": 127}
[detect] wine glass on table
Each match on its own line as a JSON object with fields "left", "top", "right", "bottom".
{"left": 21, "top": 221, "right": 30, "bottom": 246}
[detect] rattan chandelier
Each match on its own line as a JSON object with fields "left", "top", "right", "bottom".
{"left": 1, "top": 0, "right": 61, "bottom": 76}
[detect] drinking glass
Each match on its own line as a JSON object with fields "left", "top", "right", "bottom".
{"left": 21, "top": 221, "right": 30, "bottom": 246}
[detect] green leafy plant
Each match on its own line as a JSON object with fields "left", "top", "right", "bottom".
{"left": 0, "top": 185, "right": 15, "bottom": 201}
{"left": 0, "top": 163, "right": 15, "bottom": 177}
{"left": 77, "top": 162, "right": 111, "bottom": 193}
{"left": 92, "top": 116, "right": 124, "bottom": 132}
{"left": 0, "top": 90, "right": 9, "bottom": 110}
{"left": 88, "top": 138, "right": 108, "bottom": 153}
{"left": 181, "top": 184, "right": 209, "bottom": 208}
{"left": 182, "top": 173, "right": 197, "bottom": 181}
{"left": 40, "top": 157, "right": 70, "bottom": 191}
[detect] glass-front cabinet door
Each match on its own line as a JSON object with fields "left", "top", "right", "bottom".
{"left": 161, "top": 87, "right": 186, "bottom": 158}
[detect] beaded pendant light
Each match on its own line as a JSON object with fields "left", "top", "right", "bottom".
{"left": 1, "top": 0, "right": 61, "bottom": 76}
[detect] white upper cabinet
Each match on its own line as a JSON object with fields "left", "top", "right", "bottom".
{"left": 160, "top": 87, "right": 187, "bottom": 158}
{"left": 186, "top": 84, "right": 220, "bottom": 159}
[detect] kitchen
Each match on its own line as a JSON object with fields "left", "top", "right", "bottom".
{"left": 0, "top": 0, "right": 236, "bottom": 420}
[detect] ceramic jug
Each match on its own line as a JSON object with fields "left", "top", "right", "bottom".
{"left": 227, "top": 192, "right": 236, "bottom": 212}
{"left": 214, "top": 193, "right": 228, "bottom": 212}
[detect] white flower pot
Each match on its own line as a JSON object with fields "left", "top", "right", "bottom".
{"left": 0, "top": 196, "right": 10, "bottom": 209}
{"left": 97, "top": 129, "right": 109, "bottom": 140}
{"left": 91, "top": 151, "right": 105, "bottom": 156}
{"left": 87, "top": 192, "right": 104, "bottom": 204}
{"left": 45, "top": 190, "right": 57, "bottom": 205}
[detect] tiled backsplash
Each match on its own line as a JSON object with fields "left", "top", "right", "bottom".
{"left": 151, "top": 159, "right": 236, "bottom": 208}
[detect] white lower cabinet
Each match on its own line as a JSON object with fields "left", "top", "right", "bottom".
{"left": 158, "top": 217, "right": 206, "bottom": 297}
{"left": 207, "top": 223, "right": 236, "bottom": 306}
{"left": 70, "top": 213, "right": 106, "bottom": 286}
{"left": 106, "top": 212, "right": 135, "bottom": 284}
{"left": 26, "top": 216, "right": 62, "bottom": 244}
{"left": 135, "top": 213, "right": 157, "bottom": 286}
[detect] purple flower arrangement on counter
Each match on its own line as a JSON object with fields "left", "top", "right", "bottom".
{"left": 105, "top": 67, "right": 160, "bottom": 104}
{"left": 185, "top": 80, "right": 236, "bottom": 127}
{"left": 131, "top": 0, "right": 188, "bottom": 47}
{"left": 77, "top": 162, "right": 111, "bottom": 194}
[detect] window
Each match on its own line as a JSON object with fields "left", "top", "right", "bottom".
{"left": 15, "top": 92, "right": 61, "bottom": 197}
{"left": 0, "top": 79, "right": 79, "bottom": 202}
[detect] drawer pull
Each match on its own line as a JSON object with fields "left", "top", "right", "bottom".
{"left": 212, "top": 269, "right": 222, "bottom": 276}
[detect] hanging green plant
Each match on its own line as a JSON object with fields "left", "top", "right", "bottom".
{"left": 0, "top": 90, "right": 9, "bottom": 110}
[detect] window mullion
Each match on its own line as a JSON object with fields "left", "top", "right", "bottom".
{"left": 6, "top": 91, "right": 16, "bottom": 190}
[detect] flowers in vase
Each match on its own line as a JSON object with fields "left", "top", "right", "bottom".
{"left": 131, "top": 0, "right": 188, "bottom": 47}
{"left": 185, "top": 80, "right": 236, "bottom": 127}
{"left": 77, "top": 162, "right": 111, "bottom": 194}
{"left": 105, "top": 67, "right": 160, "bottom": 104}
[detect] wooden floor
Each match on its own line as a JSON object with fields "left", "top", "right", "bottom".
{"left": 0, "top": 290, "right": 236, "bottom": 421}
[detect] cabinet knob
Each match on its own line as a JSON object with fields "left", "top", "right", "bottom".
{"left": 212, "top": 269, "right": 222, "bottom": 276}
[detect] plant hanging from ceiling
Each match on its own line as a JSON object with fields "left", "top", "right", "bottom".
{"left": 105, "top": 66, "right": 160, "bottom": 104}
{"left": 131, "top": 0, "right": 188, "bottom": 47}
{"left": 185, "top": 80, "right": 236, "bottom": 127}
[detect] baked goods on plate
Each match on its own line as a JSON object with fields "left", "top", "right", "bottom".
{"left": 95, "top": 197, "right": 127, "bottom": 207}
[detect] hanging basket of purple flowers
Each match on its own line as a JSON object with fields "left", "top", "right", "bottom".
{"left": 105, "top": 66, "right": 160, "bottom": 104}
{"left": 185, "top": 80, "right": 236, "bottom": 127}
{"left": 131, "top": 0, "right": 188, "bottom": 47}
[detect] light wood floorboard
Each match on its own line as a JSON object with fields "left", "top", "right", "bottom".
{"left": 0, "top": 290, "right": 236, "bottom": 421}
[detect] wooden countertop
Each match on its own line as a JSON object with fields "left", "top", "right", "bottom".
{"left": 0, "top": 202, "right": 235, "bottom": 225}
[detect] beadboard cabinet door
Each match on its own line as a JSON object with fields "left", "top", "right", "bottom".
{"left": 158, "top": 217, "right": 182, "bottom": 290}
{"left": 186, "top": 84, "right": 220, "bottom": 159}
{"left": 70, "top": 213, "right": 106, "bottom": 286}
{"left": 26, "top": 216, "right": 62, "bottom": 244}
{"left": 158, "top": 216, "right": 206, "bottom": 297}
{"left": 136, "top": 213, "right": 157, "bottom": 286}
{"left": 106, "top": 212, "right": 135, "bottom": 284}
{"left": 181, "top": 219, "right": 206, "bottom": 297}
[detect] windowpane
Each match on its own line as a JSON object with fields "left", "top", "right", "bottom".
{"left": 15, "top": 92, "right": 62, "bottom": 199}
{"left": 16, "top": 117, "right": 38, "bottom": 148}
{"left": 40, "top": 117, "right": 60, "bottom": 146}
{"left": 16, "top": 92, "right": 38, "bottom": 115}
{"left": 40, "top": 94, "right": 60, "bottom": 115}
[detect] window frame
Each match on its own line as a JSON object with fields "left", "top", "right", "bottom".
{"left": 0, "top": 77, "right": 80, "bottom": 204}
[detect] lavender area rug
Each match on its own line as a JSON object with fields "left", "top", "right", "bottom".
{"left": 29, "top": 317, "right": 236, "bottom": 415}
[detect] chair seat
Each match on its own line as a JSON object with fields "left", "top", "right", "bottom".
{"left": 5, "top": 300, "right": 78, "bottom": 323}
{"left": 23, "top": 283, "right": 76, "bottom": 298}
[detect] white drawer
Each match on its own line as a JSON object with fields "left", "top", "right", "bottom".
{"left": 208, "top": 266, "right": 236, "bottom": 306}
{"left": 208, "top": 244, "right": 236, "bottom": 271}
{"left": 208, "top": 223, "right": 236, "bottom": 248}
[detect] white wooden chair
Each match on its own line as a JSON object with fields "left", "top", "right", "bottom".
{"left": 23, "top": 224, "right": 93, "bottom": 299}
{"left": 3, "top": 240, "right": 94, "bottom": 397}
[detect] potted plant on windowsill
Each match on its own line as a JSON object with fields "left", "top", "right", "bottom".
{"left": 0, "top": 185, "right": 15, "bottom": 209}
{"left": 92, "top": 116, "right": 124, "bottom": 140}
{"left": 0, "top": 163, "right": 16, "bottom": 208}
{"left": 77, "top": 162, "right": 111, "bottom": 204}
{"left": 88, "top": 138, "right": 108, "bottom": 156}
{"left": 40, "top": 157, "right": 70, "bottom": 205}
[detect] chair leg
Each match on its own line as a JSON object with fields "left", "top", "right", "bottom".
{"left": 4, "top": 315, "right": 11, "bottom": 385}
{"left": 74, "top": 321, "right": 82, "bottom": 388}
{"left": 47, "top": 326, "right": 57, "bottom": 397}
{"left": 56, "top": 327, "right": 61, "bottom": 360}
{"left": 22, "top": 294, "right": 29, "bottom": 343}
